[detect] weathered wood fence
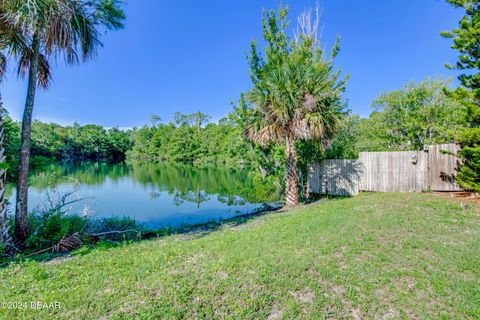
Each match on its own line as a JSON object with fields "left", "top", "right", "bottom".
{"left": 308, "top": 144, "right": 462, "bottom": 196}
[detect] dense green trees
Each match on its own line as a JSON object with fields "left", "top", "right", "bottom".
{"left": 441, "top": 0, "right": 480, "bottom": 192}
{"left": 3, "top": 116, "right": 132, "bottom": 180}
{"left": 128, "top": 112, "right": 253, "bottom": 167}
{"left": 355, "top": 79, "right": 466, "bottom": 152}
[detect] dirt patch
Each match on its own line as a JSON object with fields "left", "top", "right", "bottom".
{"left": 433, "top": 192, "right": 480, "bottom": 211}
{"left": 291, "top": 288, "right": 315, "bottom": 304}
{"left": 268, "top": 302, "right": 284, "bottom": 320}
{"left": 45, "top": 255, "right": 75, "bottom": 265}
{"left": 379, "top": 308, "right": 399, "bottom": 320}
{"left": 351, "top": 308, "right": 362, "bottom": 320}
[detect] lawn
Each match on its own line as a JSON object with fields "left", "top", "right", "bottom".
{"left": 0, "top": 192, "right": 479, "bottom": 319}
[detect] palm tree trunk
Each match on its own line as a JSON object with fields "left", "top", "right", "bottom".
{"left": 0, "top": 94, "right": 8, "bottom": 238}
{"left": 285, "top": 136, "right": 299, "bottom": 206}
{"left": 14, "top": 34, "right": 40, "bottom": 245}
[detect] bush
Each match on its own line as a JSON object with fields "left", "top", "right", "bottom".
{"left": 26, "top": 210, "right": 87, "bottom": 252}
{"left": 24, "top": 211, "right": 145, "bottom": 253}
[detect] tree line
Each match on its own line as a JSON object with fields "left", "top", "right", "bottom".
{"left": 2, "top": 113, "right": 132, "bottom": 180}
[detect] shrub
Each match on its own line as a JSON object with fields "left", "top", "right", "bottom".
{"left": 26, "top": 210, "right": 87, "bottom": 252}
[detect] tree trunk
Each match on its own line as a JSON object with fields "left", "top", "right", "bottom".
{"left": 14, "top": 34, "right": 40, "bottom": 245}
{"left": 285, "top": 136, "right": 299, "bottom": 206}
{"left": 0, "top": 94, "right": 8, "bottom": 241}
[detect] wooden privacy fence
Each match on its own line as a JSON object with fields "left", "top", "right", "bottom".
{"left": 308, "top": 143, "right": 462, "bottom": 196}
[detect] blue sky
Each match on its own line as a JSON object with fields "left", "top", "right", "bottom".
{"left": 0, "top": 0, "right": 463, "bottom": 127}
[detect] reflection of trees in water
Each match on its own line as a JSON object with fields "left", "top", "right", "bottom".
{"left": 173, "top": 189, "right": 209, "bottom": 208}
{"left": 29, "top": 162, "right": 130, "bottom": 187}
{"left": 149, "top": 189, "right": 161, "bottom": 200}
{"left": 27, "top": 162, "right": 280, "bottom": 206}
{"left": 130, "top": 162, "right": 278, "bottom": 204}
{"left": 217, "top": 195, "right": 247, "bottom": 206}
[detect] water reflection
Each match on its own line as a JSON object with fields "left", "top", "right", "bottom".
{"left": 8, "top": 162, "right": 281, "bottom": 227}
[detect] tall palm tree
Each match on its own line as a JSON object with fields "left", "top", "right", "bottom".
{"left": 1, "top": 0, "right": 125, "bottom": 244}
{"left": 0, "top": 1, "right": 51, "bottom": 251}
{"left": 245, "top": 24, "right": 346, "bottom": 206}
{"left": 0, "top": 95, "right": 9, "bottom": 253}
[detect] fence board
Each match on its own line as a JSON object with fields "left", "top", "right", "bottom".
{"left": 359, "top": 150, "right": 428, "bottom": 192}
{"left": 308, "top": 143, "right": 462, "bottom": 195}
{"left": 308, "top": 159, "right": 361, "bottom": 196}
{"left": 427, "top": 144, "right": 462, "bottom": 191}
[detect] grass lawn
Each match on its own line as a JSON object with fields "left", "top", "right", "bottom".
{"left": 0, "top": 192, "right": 479, "bottom": 319}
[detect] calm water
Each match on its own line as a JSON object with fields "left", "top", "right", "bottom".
{"left": 7, "top": 162, "right": 281, "bottom": 228}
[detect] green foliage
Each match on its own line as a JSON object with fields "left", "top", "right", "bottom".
{"left": 324, "top": 115, "right": 361, "bottom": 159}
{"left": 441, "top": 0, "right": 480, "bottom": 192}
{"left": 24, "top": 210, "right": 143, "bottom": 253}
{"left": 455, "top": 128, "right": 480, "bottom": 192}
{"left": 2, "top": 111, "right": 20, "bottom": 179}
{"left": 244, "top": 5, "right": 347, "bottom": 148}
{"left": 26, "top": 210, "right": 86, "bottom": 252}
{"left": 127, "top": 111, "right": 269, "bottom": 170}
{"left": 315, "top": 79, "right": 467, "bottom": 158}
{"left": 355, "top": 79, "right": 466, "bottom": 152}
{"left": 3, "top": 116, "right": 133, "bottom": 181}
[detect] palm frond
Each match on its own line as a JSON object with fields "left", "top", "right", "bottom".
{"left": 246, "top": 48, "right": 345, "bottom": 147}
{"left": 38, "top": 53, "right": 52, "bottom": 88}
{"left": 0, "top": 52, "right": 6, "bottom": 79}
{"left": 17, "top": 49, "right": 52, "bottom": 88}
{"left": 245, "top": 123, "right": 284, "bottom": 147}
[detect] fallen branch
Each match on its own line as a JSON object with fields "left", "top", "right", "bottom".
{"left": 85, "top": 229, "right": 141, "bottom": 237}
{"left": 24, "top": 233, "right": 83, "bottom": 258}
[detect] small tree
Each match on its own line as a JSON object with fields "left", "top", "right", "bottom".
{"left": 244, "top": 5, "right": 347, "bottom": 205}
{"left": 441, "top": 0, "right": 480, "bottom": 192}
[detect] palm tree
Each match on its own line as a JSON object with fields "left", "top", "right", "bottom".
{"left": 244, "top": 7, "right": 346, "bottom": 206}
{"left": 0, "top": 96, "right": 9, "bottom": 253}
{"left": 0, "top": 0, "right": 125, "bottom": 244}
{"left": 0, "top": 1, "right": 50, "bottom": 251}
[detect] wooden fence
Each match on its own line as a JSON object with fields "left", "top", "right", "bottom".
{"left": 308, "top": 144, "right": 462, "bottom": 196}
{"left": 308, "top": 160, "right": 361, "bottom": 196}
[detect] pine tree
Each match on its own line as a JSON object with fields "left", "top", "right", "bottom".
{"left": 441, "top": 0, "right": 480, "bottom": 192}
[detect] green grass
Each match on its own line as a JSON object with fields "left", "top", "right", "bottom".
{"left": 1, "top": 193, "right": 479, "bottom": 319}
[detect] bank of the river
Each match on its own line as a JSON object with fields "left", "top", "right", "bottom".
{"left": 1, "top": 192, "right": 479, "bottom": 319}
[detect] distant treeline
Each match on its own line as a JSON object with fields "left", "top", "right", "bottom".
{"left": 3, "top": 116, "right": 133, "bottom": 179}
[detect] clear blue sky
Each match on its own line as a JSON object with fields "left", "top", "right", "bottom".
{"left": 0, "top": 0, "right": 463, "bottom": 127}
